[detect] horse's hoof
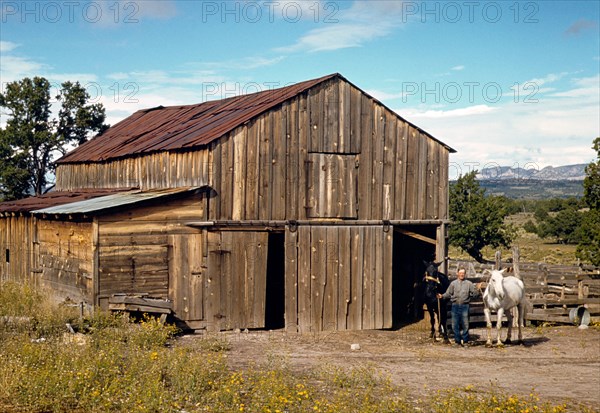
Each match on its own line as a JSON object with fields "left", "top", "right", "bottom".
{"left": 505, "top": 339, "right": 512, "bottom": 345}
{"left": 485, "top": 342, "right": 493, "bottom": 348}
{"left": 496, "top": 342, "right": 505, "bottom": 348}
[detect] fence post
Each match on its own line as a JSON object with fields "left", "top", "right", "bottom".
{"left": 577, "top": 259, "right": 585, "bottom": 299}
{"left": 511, "top": 246, "right": 520, "bottom": 327}
{"left": 513, "top": 246, "right": 521, "bottom": 280}
{"left": 495, "top": 250, "right": 501, "bottom": 270}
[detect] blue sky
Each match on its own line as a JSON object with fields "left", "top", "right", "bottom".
{"left": 1, "top": 0, "right": 599, "bottom": 177}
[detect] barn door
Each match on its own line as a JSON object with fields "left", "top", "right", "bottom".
{"left": 204, "top": 231, "right": 269, "bottom": 331}
{"left": 306, "top": 154, "right": 358, "bottom": 218}
{"left": 292, "top": 225, "right": 392, "bottom": 332}
{"left": 168, "top": 233, "right": 204, "bottom": 322}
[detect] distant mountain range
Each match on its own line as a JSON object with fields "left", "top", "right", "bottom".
{"left": 476, "top": 164, "right": 586, "bottom": 181}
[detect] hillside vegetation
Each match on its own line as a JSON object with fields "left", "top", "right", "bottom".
{"left": 450, "top": 211, "right": 580, "bottom": 265}
{"left": 479, "top": 180, "right": 584, "bottom": 200}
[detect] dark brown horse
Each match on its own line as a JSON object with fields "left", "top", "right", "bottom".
{"left": 422, "top": 261, "right": 450, "bottom": 341}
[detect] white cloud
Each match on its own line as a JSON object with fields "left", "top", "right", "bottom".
{"left": 278, "top": 22, "right": 393, "bottom": 52}
{"left": 0, "top": 41, "right": 18, "bottom": 53}
{"left": 0, "top": 40, "right": 289, "bottom": 131}
{"left": 551, "top": 74, "right": 600, "bottom": 98}
{"left": 396, "top": 73, "right": 599, "bottom": 169}
{"left": 0, "top": 45, "right": 97, "bottom": 89}
{"left": 196, "top": 55, "right": 286, "bottom": 70}
{"left": 403, "top": 104, "right": 496, "bottom": 119}
{"left": 523, "top": 72, "right": 569, "bottom": 87}
{"left": 277, "top": 1, "right": 402, "bottom": 53}
{"left": 451, "top": 65, "right": 465, "bottom": 71}
{"left": 365, "top": 89, "right": 406, "bottom": 101}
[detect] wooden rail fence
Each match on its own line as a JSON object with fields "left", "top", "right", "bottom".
{"left": 447, "top": 249, "right": 600, "bottom": 325}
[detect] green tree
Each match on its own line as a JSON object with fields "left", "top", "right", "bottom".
{"left": 577, "top": 138, "right": 600, "bottom": 265}
{"left": 0, "top": 77, "right": 107, "bottom": 200}
{"left": 449, "top": 171, "right": 516, "bottom": 263}
{"left": 528, "top": 206, "right": 583, "bottom": 244}
{"left": 583, "top": 138, "right": 600, "bottom": 210}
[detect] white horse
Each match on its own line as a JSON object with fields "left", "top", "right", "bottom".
{"left": 482, "top": 269, "right": 526, "bottom": 347}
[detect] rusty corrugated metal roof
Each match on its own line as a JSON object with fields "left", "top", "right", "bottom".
{"left": 0, "top": 188, "right": 135, "bottom": 214}
{"left": 57, "top": 73, "right": 454, "bottom": 165}
{"left": 58, "top": 74, "right": 339, "bottom": 164}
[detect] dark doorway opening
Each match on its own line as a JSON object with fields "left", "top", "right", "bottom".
{"left": 265, "top": 232, "right": 285, "bottom": 329}
{"left": 392, "top": 227, "right": 436, "bottom": 328}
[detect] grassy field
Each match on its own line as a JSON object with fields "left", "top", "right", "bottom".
{"left": 449, "top": 212, "right": 580, "bottom": 265}
{"left": 1, "top": 282, "right": 596, "bottom": 413}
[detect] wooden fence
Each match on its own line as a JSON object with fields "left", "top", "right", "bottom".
{"left": 448, "top": 250, "right": 600, "bottom": 325}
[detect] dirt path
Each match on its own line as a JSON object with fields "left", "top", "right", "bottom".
{"left": 183, "top": 323, "right": 600, "bottom": 408}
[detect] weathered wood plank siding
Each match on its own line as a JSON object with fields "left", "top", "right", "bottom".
{"left": 37, "top": 219, "right": 94, "bottom": 303}
{"left": 169, "top": 233, "right": 204, "bottom": 322}
{"left": 46, "top": 76, "right": 452, "bottom": 332}
{"left": 205, "top": 231, "right": 268, "bottom": 331}
{"left": 96, "top": 194, "right": 206, "bottom": 311}
{"left": 207, "top": 79, "right": 449, "bottom": 221}
{"left": 0, "top": 216, "right": 36, "bottom": 285}
{"left": 55, "top": 150, "right": 211, "bottom": 191}
{"left": 286, "top": 225, "right": 393, "bottom": 332}
{"left": 56, "top": 77, "right": 450, "bottom": 222}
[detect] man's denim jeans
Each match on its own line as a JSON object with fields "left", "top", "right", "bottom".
{"left": 451, "top": 303, "right": 470, "bottom": 344}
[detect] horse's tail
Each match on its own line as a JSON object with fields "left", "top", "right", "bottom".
{"left": 521, "top": 295, "right": 533, "bottom": 316}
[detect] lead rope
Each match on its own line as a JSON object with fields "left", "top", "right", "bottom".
{"left": 424, "top": 272, "right": 442, "bottom": 337}
{"left": 478, "top": 270, "right": 492, "bottom": 295}
{"left": 437, "top": 294, "right": 442, "bottom": 335}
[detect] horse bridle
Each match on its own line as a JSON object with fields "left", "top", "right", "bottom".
{"left": 424, "top": 274, "right": 441, "bottom": 284}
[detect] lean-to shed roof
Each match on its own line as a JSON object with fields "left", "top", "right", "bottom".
{"left": 32, "top": 187, "right": 203, "bottom": 215}
{"left": 0, "top": 188, "right": 133, "bottom": 214}
{"left": 0, "top": 187, "right": 205, "bottom": 215}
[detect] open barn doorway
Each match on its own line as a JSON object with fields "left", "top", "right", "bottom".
{"left": 392, "top": 227, "right": 436, "bottom": 328}
{"left": 264, "top": 232, "right": 285, "bottom": 329}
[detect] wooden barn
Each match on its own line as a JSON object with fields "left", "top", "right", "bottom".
{"left": 0, "top": 73, "right": 455, "bottom": 332}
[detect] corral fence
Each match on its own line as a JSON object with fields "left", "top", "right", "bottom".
{"left": 448, "top": 248, "right": 600, "bottom": 326}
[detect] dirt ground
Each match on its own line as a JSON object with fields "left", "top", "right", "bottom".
{"left": 182, "top": 322, "right": 600, "bottom": 409}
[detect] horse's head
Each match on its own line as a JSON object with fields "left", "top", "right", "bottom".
{"left": 488, "top": 269, "right": 506, "bottom": 299}
{"left": 423, "top": 261, "right": 444, "bottom": 299}
{"left": 423, "top": 261, "right": 442, "bottom": 278}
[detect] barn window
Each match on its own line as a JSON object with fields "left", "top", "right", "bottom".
{"left": 5, "top": 249, "right": 9, "bottom": 263}
{"left": 306, "top": 153, "right": 358, "bottom": 218}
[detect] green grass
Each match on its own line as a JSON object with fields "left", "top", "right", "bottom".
{"left": 449, "top": 213, "right": 580, "bottom": 265}
{"left": 1, "top": 282, "right": 596, "bottom": 413}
